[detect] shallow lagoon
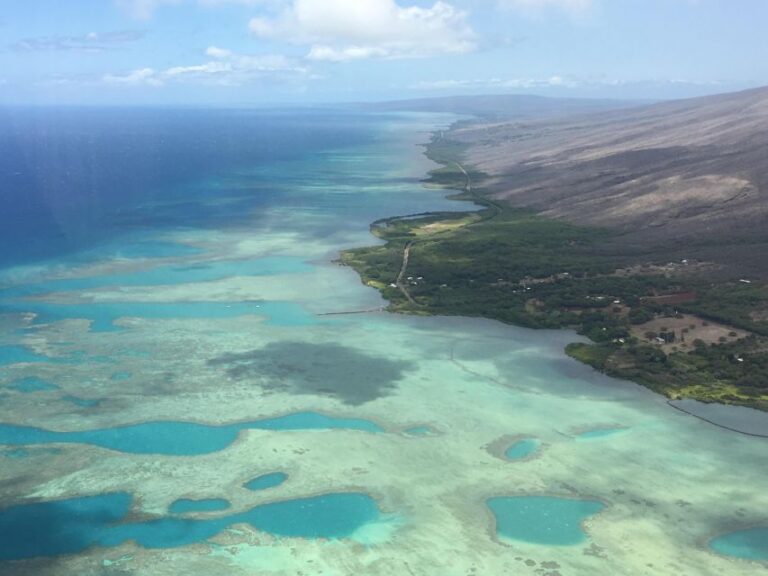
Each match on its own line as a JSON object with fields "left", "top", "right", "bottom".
{"left": 0, "top": 412, "right": 382, "bottom": 455}
{"left": 244, "top": 473, "right": 288, "bottom": 492}
{"left": 0, "top": 346, "right": 50, "bottom": 366}
{"left": 710, "top": 527, "right": 768, "bottom": 561}
{"left": 487, "top": 496, "right": 605, "bottom": 546}
{"left": 0, "top": 110, "right": 766, "bottom": 575}
{"left": 8, "top": 377, "right": 59, "bottom": 393}
{"left": 504, "top": 438, "right": 540, "bottom": 460}
{"left": 0, "top": 492, "right": 380, "bottom": 561}
{"left": 576, "top": 427, "right": 628, "bottom": 440}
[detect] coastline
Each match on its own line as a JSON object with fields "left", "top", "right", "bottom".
{"left": 341, "top": 120, "right": 768, "bottom": 423}
{"left": 2, "top": 109, "right": 767, "bottom": 575}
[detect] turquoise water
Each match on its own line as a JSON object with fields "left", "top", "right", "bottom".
{"left": 4, "top": 256, "right": 313, "bottom": 297}
{"left": 244, "top": 472, "right": 288, "bottom": 491}
{"left": 0, "top": 254, "right": 317, "bottom": 334}
{"left": 710, "top": 527, "right": 768, "bottom": 561}
{"left": 7, "top": 300, "right": 318, "bottom": 333}
{"left": 169, "top": 498, "right": 231, "bottom": 514}
{"left": 253, "top": 412, "right": 383, "bottom": 433}
{"left": 1, "top": 448, "right": 30, "bottom": 459}
{"left": 111, "top": 371, "right": 132, "bottom": 381}
{"left": 0, "top": 492, "right": 379, "bottom": 561}
{"left": 577, "top": 427, "right": 627, "bottom": 440}
{"left": 2, "top": 109, "right": 766, "bottom": 574}
{"left": 8, "top": 377, "right": 59, "bottom": 393}
{"left": 92, "top": 240, "right": 202, "bottom": 260}
{"left": 487, "top": 496, "right": 605, "bottom": 546}
{"left": 504, "top": 438, "right": 540, "bottom": 460}
{"left": 0, "top": 411, "right": 383, "bottom": 455}
{"left": 0, "top": 346, "right": 50, "bottom": 366}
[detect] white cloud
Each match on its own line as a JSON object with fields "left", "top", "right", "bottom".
{"left": 306, "top": 45, "right": 390, "bottom": 63}
{"left": 103, "top": 47, "right": 307, "bottom": 87}
{"left": 249, "top": 0, "right": 476, "bottom": 61}
{"left": 104, "top": 67, "right": 163, "bottom": 86}
{"left": 205, "top": 46, "right": 234, "bottom": 58}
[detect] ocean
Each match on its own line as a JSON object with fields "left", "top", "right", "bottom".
{"left": 0, "top": 107, "right": 381, "bottom": 268}
{"left": 0, "top": 108, "right": 765, "bottom": 575}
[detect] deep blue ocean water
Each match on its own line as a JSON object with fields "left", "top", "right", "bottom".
{"left": 0, "top": 107, "right": 440, "bottom": 563}
{"left": 0, "top": 107, "right": 376, "bottom": 269}
{"left": 1, "top": 107, "right": 766, "bottom": 571}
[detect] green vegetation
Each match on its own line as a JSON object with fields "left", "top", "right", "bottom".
{"left": 686, "top": 283, "right": 768, "bottom": 336}
{"left": 568, "top": 337, "right": 768, "bottom": 407}
{"left": 565, "top": 343, "right": 614, "bottom": 370}
{"left": 341, "top": 131, "right": 768, "bottom": 410}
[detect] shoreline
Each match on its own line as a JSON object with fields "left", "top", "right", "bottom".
{"left": 341, "top": 121, "right": 768, "bottom": 432}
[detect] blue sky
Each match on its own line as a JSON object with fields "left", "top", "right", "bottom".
{"left": 1, "top": 0, "right": 766, "bottom": 106}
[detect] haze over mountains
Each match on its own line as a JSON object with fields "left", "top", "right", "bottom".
{"left": 408, "top": 87, "right": 768, "bottom": 276}
{"left": 368, "top": 94, "right": 644, "bottom": 120}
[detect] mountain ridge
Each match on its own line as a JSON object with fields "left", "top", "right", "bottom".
{"left": 448, "top": 86, "right": 768, "bottom": 277}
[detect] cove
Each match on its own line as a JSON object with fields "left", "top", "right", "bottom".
{"left": 504, "top": 438, "right": 540, "bottom": 460}
{"left": 0, "top": 411, "right": 383, "bottom": 455}
{"left": 487, "top": 496, "right": 605, "bottom": 546}
{"left": 710, "top": 527, "right": 768, "bottom": 561}
{"left": 244, "top": 472, "right": 288, "bottom": 491}
{"left": 0, "top": 491, "right": 379, "bottom": 561}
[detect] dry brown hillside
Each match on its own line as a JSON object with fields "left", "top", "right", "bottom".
{"left": 451, "top": 86, "right": 768, "bottom": 277}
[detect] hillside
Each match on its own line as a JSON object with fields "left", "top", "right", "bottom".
{"left": 451, "top": 86, "right": 768, "bottom": 277}
{"left": 344, "top": 87, "right": 768, "bottom": 411}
